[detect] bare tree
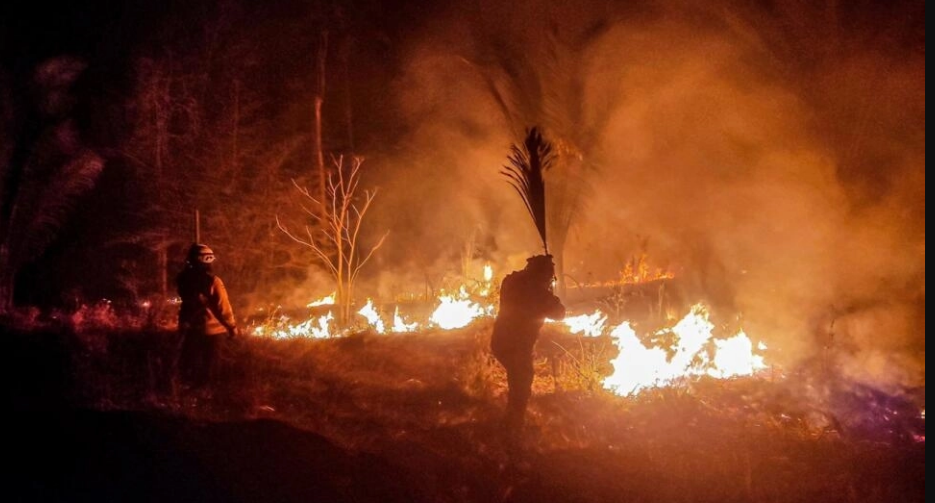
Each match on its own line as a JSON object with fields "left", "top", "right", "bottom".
{"left": 277, "top": 156, "right": 388, "bottom": 325}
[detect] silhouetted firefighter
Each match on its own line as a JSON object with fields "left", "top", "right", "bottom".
{"left": 492, "top": 254, "right": 565, "bottom": 433}
{"left": 493, "top": 127, "right": 566, "bottom": 435}
{"left": 176, "top": 243, "right": 239, "bottom": 390}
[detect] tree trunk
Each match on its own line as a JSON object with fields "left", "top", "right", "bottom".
{"left": 314, "top": 31, "right": 329, "bottom": 213}
{"left": 314, "top": 95, "right": 326, "bottom": 207}
{"left": 232, "top": 79, "right": 240, "bottom": 173}
{"left": 159, "top": 237, "right": 168, "bottom": 300}
{"left": 340, "top": 37, "right": 355, "bottom": 151}
{"left": 0, "top": 244, "right": 13, "bottom": 313}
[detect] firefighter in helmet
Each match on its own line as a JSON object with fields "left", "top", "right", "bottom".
{"left": 176, "top": 243, "right": 238, "bottom": 389}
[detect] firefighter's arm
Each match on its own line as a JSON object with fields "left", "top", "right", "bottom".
{"left": 210, "top": 277, "right": 238, "bottom": 336}
{"left": 542, "top": 293, "right": 566, "bottom": 321}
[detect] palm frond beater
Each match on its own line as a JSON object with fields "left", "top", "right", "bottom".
{"left": 501, "top": 127, "right": 555, "bottom": 254}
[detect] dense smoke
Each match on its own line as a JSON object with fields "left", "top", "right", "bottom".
{"left": 368, "top": 0, "right": 924, "bottom": 387}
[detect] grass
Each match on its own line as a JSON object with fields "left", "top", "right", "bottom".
{"left": 1, "top": 320, "right": 924, "bottom": 503}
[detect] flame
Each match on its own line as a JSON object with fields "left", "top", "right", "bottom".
{"left": 619, "top": 253, "right": 674, "bottom": 285}
{"left": 358, "top": 299, "right": 386, "bottom": 334}
{"left": 252, "top": 272, "right": 770, "bottom": 398}
{"left": 478, "top": 264, "right": 495, "bottom": 297}
{"left": 259, "top": 270, "right": 502, "bottom": 338}
{"left": 667, "top": 304, "right": 715, "bottom": 371}
{"left": 429, "top": 287, "right": 489, "bottom": 330}
{"left": 556, "top": 310, "right": 608, "bottom": 337}
{"left": 254, "top": 312, "right": 334, "bottom": 339}
{"left": 307, "top": 292, "right": 336, "bottom": 307}
{"left": 602, "top": 322, "right": 673, "bottom": 396}
{"left": 708, "top": 330, "right": 766, "bottom": 378}
{"left": 603, "top": 304, "right": 767, "bottom": 396}
{"left": 392, "top": 306, "right": 419, "bottom": 333}
{"left": 299, "top": 312, "right": 334, "bottom": 338}
{"left": 251, "top": 284, "right": 770, "bottom": 400}
{"left": 573, "top": 254, "right": 675, "bottom": 288}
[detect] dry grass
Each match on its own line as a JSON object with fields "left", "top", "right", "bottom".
{"left": 2, "top": 321, "right": 924, "bottom": 503}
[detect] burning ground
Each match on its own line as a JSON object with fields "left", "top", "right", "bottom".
{"left": 2, "top": 305, "right": 924, "bottom": 502}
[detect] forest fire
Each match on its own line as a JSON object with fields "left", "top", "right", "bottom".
{"left": 603, "top": 305, "right": 767, "bottom": 396}
{"left": 428, "top": 290, "right": 491, "bottom": 330}
{"left": 1, "top": 0, "right": 922, "bottom": 500}
{"left": 392, "top": 306, "right": 419, "bottom": 333}
{"left": 574, "top": 254, "right": 676, "bottom": 289}
{"left": 251, "top": 265, "right": 768, "bottom": 396}
{"left": 617, "top": 254, "right": 676, "bottom": 285}
{"left": 357, "top": 299, "right": 385, "bottom": 333}
{"left": 253, "top": 311, "right": 334, "bottom": 339}
{"left": 306, "top": 293, "right": 336, "bottom": 307}
{"left": 554, "top": 310, "right": 608, "bottom": 337}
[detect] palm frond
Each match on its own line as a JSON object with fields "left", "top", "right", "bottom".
{"left": 7, "top": 150, "right": 103, "bottom": 268}
{"left": 501, "top": 127, "right": 554, "bottom": 253}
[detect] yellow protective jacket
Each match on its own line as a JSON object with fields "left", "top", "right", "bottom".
{"left": 176, "top": 267, "right": 236, "bottom": 336}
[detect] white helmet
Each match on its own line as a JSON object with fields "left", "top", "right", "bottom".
{"left": 187, "top": 243, "right": 216, "bottom": 265}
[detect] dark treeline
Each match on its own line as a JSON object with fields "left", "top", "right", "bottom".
{"left": 0, "top": 0, "right": 442, "bottom": 312}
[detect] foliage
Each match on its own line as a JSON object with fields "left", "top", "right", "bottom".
{"left": 0, "top": 58, "right": 104, "bottom": 311}
{"left": 117, "top": 5, "right": 309, "bottom": 306}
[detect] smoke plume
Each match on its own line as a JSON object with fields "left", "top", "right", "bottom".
{"left": 368, "top": 0, "right": 924, "bottom": 388}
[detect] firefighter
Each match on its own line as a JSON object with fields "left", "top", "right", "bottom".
{"left": 176, "top": 243, "right": 238, "bottom": 390}
{"left": 491, "top": 254, "right": 566, "bottom": 435}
